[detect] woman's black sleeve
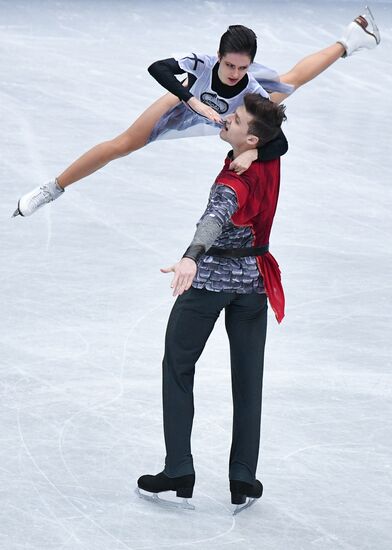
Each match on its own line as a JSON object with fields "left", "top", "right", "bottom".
{"left": 257, "top": 129, "right": 289, "bottom": 161}
{"left": 148, "top": 58, "right": 194, "bottom": 102}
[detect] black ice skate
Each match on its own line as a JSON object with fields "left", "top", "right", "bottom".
{"left": 136, "top": 471, "right": 195, "bottom": 511}
{"left": 230, "top": 479, "right": 263, "bottom": 515}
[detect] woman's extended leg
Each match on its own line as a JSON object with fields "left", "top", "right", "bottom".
{"left": 270, "top": 7, "right": 380, "bottom": 104}
{"left": 270, "top": 43, "right": 345, "bottom": 104}
{"left": 57, "top": 92, "right": 180, "bottom": 188}
{"left": 13, "top": 91, "right": 180, "bottom": 216}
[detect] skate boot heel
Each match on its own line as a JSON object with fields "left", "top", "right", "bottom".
{"left": 231, "top": 493, "right": 246, "bottom": 505}
{"left": 176, "top": 486, "right": 193, "bottom": 498}
{"left": 230, "top": 479, "right": 263, "bottom": 514}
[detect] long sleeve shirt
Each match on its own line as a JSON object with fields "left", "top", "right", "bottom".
{"left": 189, "top": 184, "right": 265, "bottom": 294}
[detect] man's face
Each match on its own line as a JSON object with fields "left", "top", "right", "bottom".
{"left": 220, "top": 105, "right": 257, "bottom": 149}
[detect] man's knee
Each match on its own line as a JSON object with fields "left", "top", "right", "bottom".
{"left": 163, "top": 353, "right": 196, "bottom": 391}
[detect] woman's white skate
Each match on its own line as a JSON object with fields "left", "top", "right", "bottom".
{"left": 339, "top": 6, "right": 381, "bottom": 57}
{"left": 12, "top": 179, "right": 64, "bottom": 217}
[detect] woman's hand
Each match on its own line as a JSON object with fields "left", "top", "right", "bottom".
{"left": 229, "top": 149, "right": 258, "bottom": 175}
{"left": 161, "top": 258, "right": 197, "bottom": 296}
{"left": 187, "top": 97, "right": 223, "bottom": 124}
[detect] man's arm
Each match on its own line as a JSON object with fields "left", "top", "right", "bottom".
{"left": 182, "top": 216, "right": 223, "bottom": 262}
{"left": 161, "top": 185, "right": 238, "bottom": 296}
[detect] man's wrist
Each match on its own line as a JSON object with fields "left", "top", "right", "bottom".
{"left": 182, "top": 244, "right": 205, "bottom": 263}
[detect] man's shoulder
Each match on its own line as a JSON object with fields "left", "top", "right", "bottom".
{"left": 248, "top": 157, "right": 281, "bottom": 176}
{"left": 215, "top": 156, "right": 247, "bottom": 184}
{"left": 223, "top": 158, "right": 280, "bottom": 195}
{"left": 214, "top": 160, "right": 250, "bottom": 208}
{"left": 215, "top": 154, "right": 251, "bottom": 186}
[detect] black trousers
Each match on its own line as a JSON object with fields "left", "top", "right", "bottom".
{"left": 162, "top": 287, "right": 268, "bottom": 483}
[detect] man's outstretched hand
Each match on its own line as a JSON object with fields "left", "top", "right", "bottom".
{"left": 161, "top": 258, "right": 197, "bottom": 296}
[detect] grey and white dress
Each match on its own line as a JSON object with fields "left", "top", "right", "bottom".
{"left": 148, "top": 53, "right": 293, "bottom": 144}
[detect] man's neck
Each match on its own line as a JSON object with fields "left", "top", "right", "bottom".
{"left": 232, "top": 145, "right": 256, "bottom": 160}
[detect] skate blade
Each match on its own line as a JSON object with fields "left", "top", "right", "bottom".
{"left": 135, "top": 488, "right": 195, "bottom": 511}
{"left": 364, "top": 6, "right": 380, "bottom": 43}
{"left": 233, "top": 497, "right": 258, "bottom": 515}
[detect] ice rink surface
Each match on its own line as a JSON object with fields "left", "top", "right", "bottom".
{"left": 1, "top": 0, "right": 391, "bottom": 548}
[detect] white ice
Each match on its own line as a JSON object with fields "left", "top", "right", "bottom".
{"left": 1, "top": 1, "right": 391, "bottom": 548}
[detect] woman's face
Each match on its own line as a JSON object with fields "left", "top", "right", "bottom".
{"left": 217, "top": 52, "right": 252, "bottom": 86}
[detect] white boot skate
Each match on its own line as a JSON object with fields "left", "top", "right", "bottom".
{"left": 13, "top": 179, "right": 64, "bottom": 217}
{"left": 338, "top": 6, "right": 380, "bottom": 57}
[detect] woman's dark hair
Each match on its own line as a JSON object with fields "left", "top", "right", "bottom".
{"left": 243, "top": 93, "right": 287, "bottom": 145}
{"left": 218, "top": 25, "right": 257, "bottom": 62}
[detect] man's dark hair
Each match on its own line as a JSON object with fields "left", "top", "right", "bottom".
{"left": 218, "top": 25, "right": 257, "bottom": 62}
{"left": 243, "top": 93, "right": 287, "bottom": 145}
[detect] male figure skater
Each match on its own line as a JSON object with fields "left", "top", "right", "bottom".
{"left": 136, "top": 93, "right": 286, "bottom": 514}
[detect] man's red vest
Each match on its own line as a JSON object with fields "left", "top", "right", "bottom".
{"left": 215, "top": 155, "right": 285, "bottom": 323}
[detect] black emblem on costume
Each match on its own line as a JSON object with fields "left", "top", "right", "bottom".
{"left": 200, "top": 92, "right": 229, "bottom": 114}
{"left": 181, "top": 53, "right": 205, "bottom": 71}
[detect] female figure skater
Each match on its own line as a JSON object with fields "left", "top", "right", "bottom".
{"left": 13, "top": 7, "right": 380, "bottom": 218}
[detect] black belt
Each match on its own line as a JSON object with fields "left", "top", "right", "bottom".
{"left": 206, "top": 244, "right": 269, "bottom": 258}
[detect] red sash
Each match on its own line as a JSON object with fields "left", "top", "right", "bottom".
{"left": 215, "top": 156, "right": 285, "bottom": 323}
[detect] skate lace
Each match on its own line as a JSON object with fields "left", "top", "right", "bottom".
{"left": 31, "top": 185, "right": 54, "bottom": 208}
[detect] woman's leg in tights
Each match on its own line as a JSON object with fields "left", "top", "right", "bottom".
{"left": 270, "top": 42, "right": 345, "bottom": 104}
{"left": 57, "top": 92, "right": 180, "bottom": 188}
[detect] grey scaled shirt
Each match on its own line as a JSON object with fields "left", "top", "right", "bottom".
{"left": 191, "top": 183, "right": 265, "bottom": 294}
